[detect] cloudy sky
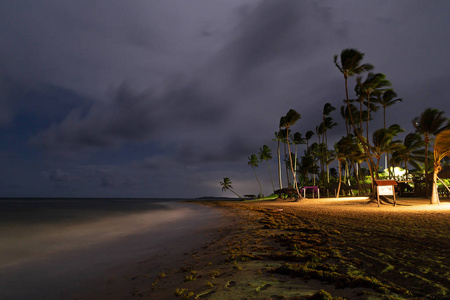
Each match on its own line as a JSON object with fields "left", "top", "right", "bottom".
{"left": 1, "top": 0, "right": 449, "bottom": 198}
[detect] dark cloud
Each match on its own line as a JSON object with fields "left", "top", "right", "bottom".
{"left": 1, "top": 0, "right": 450, "bottom": 198}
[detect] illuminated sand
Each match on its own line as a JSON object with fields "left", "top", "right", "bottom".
{"left": 82, "top": 197, "right": 450, "bottom": 299}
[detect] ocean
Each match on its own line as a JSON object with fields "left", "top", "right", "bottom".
{"left": 0, "top": 198, "right": 226, "bottom": 299}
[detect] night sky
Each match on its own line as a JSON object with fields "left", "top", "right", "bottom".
{"left": 1, "top": 0, "right": 449, "bottom": 198}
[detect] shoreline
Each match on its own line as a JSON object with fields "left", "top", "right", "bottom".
{"left": 74, "top": 197, "right": 450, "bottom": 299}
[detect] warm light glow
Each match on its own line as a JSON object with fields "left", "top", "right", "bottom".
{"left": 384, "top": 167, "right": 406, "bottom": 178}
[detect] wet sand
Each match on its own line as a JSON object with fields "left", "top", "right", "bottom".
{"left": 76, "top": 197, "right": 450, "bottom": 299}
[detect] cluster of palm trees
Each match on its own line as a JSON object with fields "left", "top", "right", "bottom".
{"left": 221, "top": 48, "right": 450, "bottom": 201}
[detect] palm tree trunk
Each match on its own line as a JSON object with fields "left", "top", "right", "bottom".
{"left": 252, "top": 167, "right": 262, "bottom": 197}
{"left": 230, "top": 189, "right": 243, "bottom": 200}
{"left": 431, "top": 168, "right": 439, "bottom": 204}
{"left": 424, "top": 135, "right": 430, "bottom": 198}
{"left": 284, "top": 142, "right": 290, "bottom": 186}
{"left": 337, "top": 160, "right": 342, "bottom": 198}
{"left": 286, "top": 129, "right": 301, "bottom": 198}
{"left": 346, "top": 77, "right": 377, "bottom": 197}
{"left": 267, "top": 161, "right": 275, "bottom": 193}
{"left": 277, "top": 140, "right": 283, "bottom": 190}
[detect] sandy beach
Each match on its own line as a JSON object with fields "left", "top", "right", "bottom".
{"left": 78, "top": 197, "right": 450, "bottom": 300}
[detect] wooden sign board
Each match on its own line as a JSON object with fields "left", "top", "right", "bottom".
{"left": 378, "top": 185, "right": 394, "bottom": 196}
{"left": 374, "top": 180, "right": 397, "bottom": 207}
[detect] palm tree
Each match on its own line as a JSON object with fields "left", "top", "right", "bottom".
{"left": 309, "top": 142, "right": 321, "bottom": 186}
{"left": 334, "top": 48, "right": 374, "bottom": 136}
{"left": 322, "top": 103, "right": 336, "bottom": 144}
{"left": 335, "top": 49, "right": 378, "bottom": 196}
{"left": 334, "top": 137, "right": 351, "bottom": 197}
{"left": 248, "top": 154, "right": 262, "bottom": 197}
{"left": 292, "top": 132, "right": 306, "bottom": 182}
{"left": 298, "top": 151, "right": 319, "bottom": 186}
{"left": 391, "top": 133, "right": 425, "bottom": 177}
{"left": 220, "top": 177, "right": 243, "bottom": 199}
{"left": 305, "top": 130, "right": 315, "bottom": 151}
{"left": 259, "top": 144, "right": 275, "bottom": 193}
{"left": 374, "top": 89, "right": 402, "bottom": 177}
{"left": 355, "top": 72, "right": 391, "bottom": 144}
{"left": 431, "top": 130, "right": 450, "bottom": 204}
{"left": 376, "top": 89, "right": 402, "bottom": 129}
{"left": 280, "top": 109, "right": 302, "bottom": 198}
{"left": 273, "top": 131, "right": 285, "bottom": 190}
{"left": 412, "top": 108, "right": 450, "bottom": 197}
{"left": 322, "top": 109, "right": 337, "bottom": 186}
{"left": 370, "top": 124, "right": 404, "bottom": 178}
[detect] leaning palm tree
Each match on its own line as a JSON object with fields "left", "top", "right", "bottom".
{"left": 412, "top": 108, "right": 450, "bottom": 197}
{"left": 248, "top": 154, "right": 262, "bottom": 197}
{"left": 431, "top": 130, "right": 450, "bottom": 204}
{"left": 280, "top": 109, "right": 302, "bottom": 198}
{"left": 259, "top": 144, "right": 275, "bottom": 193}
{"left": 220, "top": 177, "right": 243, "bottom": 200}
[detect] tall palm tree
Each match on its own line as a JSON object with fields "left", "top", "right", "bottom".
{"left": 413, "top": 108, "right": 450, "bottom": 197}
{"left": 280, "top": 109, "right": 302, "bottom": 198}
{"left": 305, "top": 130, "right": 315, "bottom": 151}
{"left": 292, "top": 132, "right": 306, "bottom": 182}
{"left": 356, "top": 72, "right": 391, "bottom": 143}
{"left": 323, "top": 116, "right": 337, "bottom": 185}
{"left": 273, "top": 130, "right": 285, "bottom": 190}
{"left": 248, "top": 154, "right": 262, "bottom": 197}
{"left": 376, "top": 89, "right": 402, "bottom": 129}
{"left": 322, "top": 103, "right": 336, "bottom": 143}
{"left": 375, "top": 89, "right": 402, "bottom": 177}
{"left": 335, "top": 49, "right": 379, "bottom": 196}
{"left": 259, "top": 144, "right": 275, "bottom": 193}
{"left": 220, "top": 177, "right": 243, "bottom": 200}
{"left": 334, "top": 48, "right": 374, "bottom": 136}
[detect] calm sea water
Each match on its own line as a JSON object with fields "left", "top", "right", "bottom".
{"left": 0, "top": 198, "right": 225, "bottom": 299}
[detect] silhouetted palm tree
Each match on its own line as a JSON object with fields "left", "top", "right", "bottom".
{"left": 220, "top": 177, "right": 243, "bottom": 199}
{"left": 259, "top": 144, "right": 275, "bottom": 193}
{"left": 356, "top": 72, "right": 391, "bottom": 143}
{"left": 248, "top": 154, "right": 262, "bottom": 197}
{"left": 334, "top": 48, "right": 374, "bottom": 135}
{"left": 273, "top": 130, "right": 285, "bottom": 190}
{"left": 305, "top": 130, "right": 315, "bottom": 151}
{"left": 292, "top": 132, "right": 306, "bottom": 182}
{"left": 374, "top": 89, "right": 402, "bottom": 177}
{"left": 376, "top": 89, "right": 402, "bottom": 129}
{"left": 280, "top": 109, "right": 302, "bottom": 198}
{"left": 335, "top": 136, "right": 353, "bottom": 197}
{"left": 413, "top": 108, "right": 450, "bottom": 197}
{"left": 371, "top": 124, "right": 404, "bottom": 178}
{"left": 391, "top": 133, "right": 425, "bottom": 177}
